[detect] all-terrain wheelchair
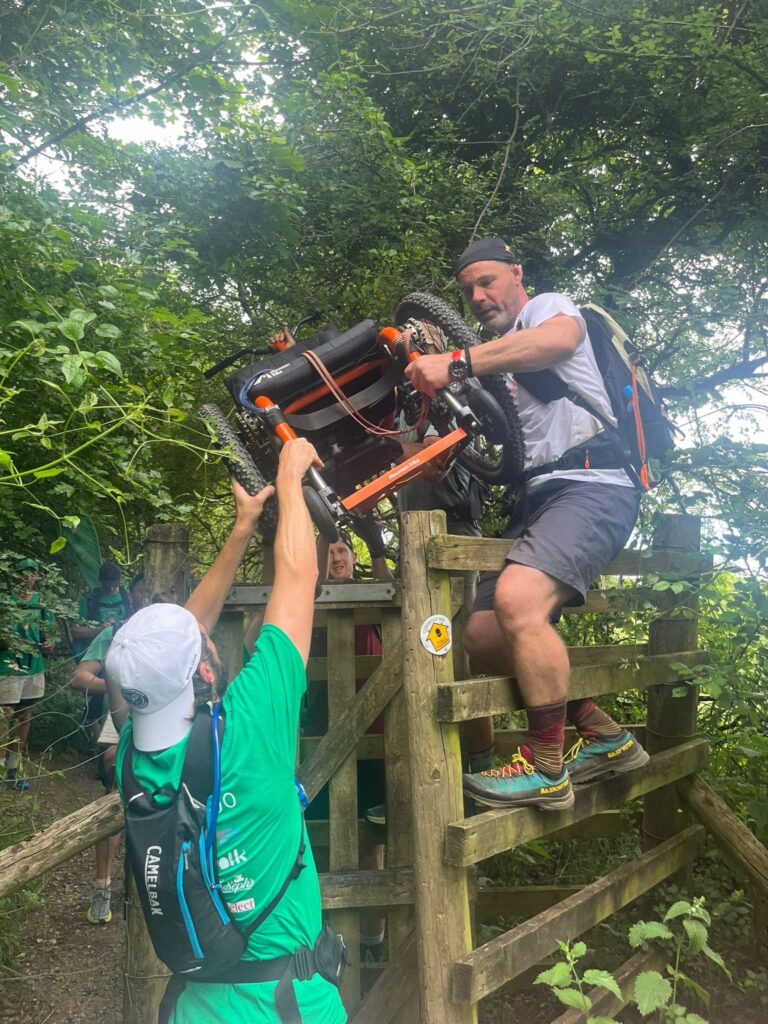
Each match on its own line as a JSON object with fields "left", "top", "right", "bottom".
{"left": 200, "top": 293, "right": 525, "bottom": 543}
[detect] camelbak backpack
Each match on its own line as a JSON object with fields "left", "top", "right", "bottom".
{"left": 516, "top": 304, "right": 677, "bottom": 490}
{"left": 121, "top": 702, "right": 306, "bottom": 979}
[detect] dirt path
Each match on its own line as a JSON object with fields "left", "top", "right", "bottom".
{"left": 0, "top": 752, "right": 124, "bottom": 1024}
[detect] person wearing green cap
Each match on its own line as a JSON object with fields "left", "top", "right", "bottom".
{"left": 405, "top": 237, "right": 647, "bottom": 811}
{"left": 0, "top": 558, "right": 56, "bottom": 790}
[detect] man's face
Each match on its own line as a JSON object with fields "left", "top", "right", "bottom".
{"left": 327, "top": 541, "right": 355, "bottom": 580}
{"left": 457, "top": 260, "right": 526, "bottom": 336}
{"left": 16, "top": 570, "right": 38, "bottom": 593}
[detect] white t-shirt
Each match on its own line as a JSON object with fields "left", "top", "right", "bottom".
{"left": 505, "top": 293, "right": 634, "bottom": 490}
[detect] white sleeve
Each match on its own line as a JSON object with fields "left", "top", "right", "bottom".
{"left": 518, "top": 293, "right": 586, "bottom": 344}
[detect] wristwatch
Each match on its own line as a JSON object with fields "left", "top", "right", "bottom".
{"left": 448, "top": 348, "right": 470, "bottom": 383}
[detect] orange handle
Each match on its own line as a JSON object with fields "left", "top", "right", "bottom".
{"left": 378, "top": 326, "right": 420, "bottom": 363}
{"left": 254, "top": 396, "right": 298, "bottom": 445}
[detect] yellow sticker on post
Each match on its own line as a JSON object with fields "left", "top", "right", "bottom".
{"left": 420, "top": 614, "right": 452, "bottom": 656}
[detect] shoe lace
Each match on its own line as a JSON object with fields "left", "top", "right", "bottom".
{"left": 480, "top": 749, "right": 534, "bottom": 779}
{"left": 563, "top": 738, "right": 585, "bottom": 764}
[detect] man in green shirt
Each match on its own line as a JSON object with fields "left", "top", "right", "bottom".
{"left": 106, "top": 438, "right": 347, "bottom": 1024}
{"left": 0, "top": 557, "right": 56, "bottom": 791}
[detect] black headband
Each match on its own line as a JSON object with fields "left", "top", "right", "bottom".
{"left": 453, "top": 236, "right": 518, "bottom": 276}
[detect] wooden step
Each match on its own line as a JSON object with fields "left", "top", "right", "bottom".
{"left": 445, "top": 737, "right": 708, "bottom": 866}
{"left": 437, "top": 650, "right": 709, "bottom": 721}
{"left": 452, "top": 824, "right": 704, "bottom": 1004}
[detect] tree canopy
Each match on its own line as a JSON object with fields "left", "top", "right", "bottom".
{"left": 0, "top": 0, "right": 765, "bottom": 571}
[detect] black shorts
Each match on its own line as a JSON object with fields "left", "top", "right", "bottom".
{"left": 474, "top": 480, "right": 640, "bottom": 613}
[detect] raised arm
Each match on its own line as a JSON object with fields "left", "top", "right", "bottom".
{"left": 184, "top": 481, "right": 274, "bottom": 634}
{"left": 263, "top": 439, "right": 323, "bottom": 664}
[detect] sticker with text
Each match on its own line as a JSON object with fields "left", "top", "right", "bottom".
{"left": 420, "top": 615, "right": 452, "bottom": 656}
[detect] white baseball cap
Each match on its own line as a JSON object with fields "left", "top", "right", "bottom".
{"left": 105, "top": 604, "right": 202, "bottom": 752}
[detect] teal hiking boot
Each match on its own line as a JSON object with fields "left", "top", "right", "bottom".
{"left": 462, "top": 746, "right": 574, "bottom": 812}
{"left": 5, "top": 767, "right": 29, "bottom": 792}
{"left": 565, "top": 730, "right": 649, "bottom": 785}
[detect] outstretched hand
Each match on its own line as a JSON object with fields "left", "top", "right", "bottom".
{"left": 276, "top": 437, "right": 324, "bottom": 480}
{"left": 231, "top": 478, "right": 275, "bottom": 533}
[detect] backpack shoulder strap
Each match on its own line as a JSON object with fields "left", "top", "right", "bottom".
{"left": 180, "top": 704, "right": 222, "bottom": 805}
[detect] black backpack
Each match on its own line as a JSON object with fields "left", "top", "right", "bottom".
{"left": 516, "top": 304, "right": 677, "bottom": 490}
{"left": 121, "top": 702, "right": 306, "bottom": 978}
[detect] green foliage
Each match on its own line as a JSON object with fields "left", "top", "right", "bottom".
{"left": 537, "top": 899, "right": 730, "bottom": 1022}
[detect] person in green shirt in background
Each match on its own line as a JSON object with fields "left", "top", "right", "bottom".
{"left": 68, "top": 571, "right": 146, "bottom": 925}
{"left": 70, "top": 560, "right": 132, "bottom": 744}
{"left": 105, "top": 438, "right": 347, "bottom": 1024}
{"left": 0, "top": 557, "right": 56, "bottom": 791}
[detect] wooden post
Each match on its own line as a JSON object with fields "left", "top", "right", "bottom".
{"left": 382, "top": 606, "right": 419, "bottom": 1023}
{"left": 124, "top": 523, "right": 189, "bottom": 1024}
{"left": 400, "top": 511, "right": 476, "bottom": 1024}
{"left": 642, "top": 514, "right": 700, "bottom": 850}
{"left": 327, "top": 609, "right": 361, "bottom": 1010}
{"left": 143, "top": 522, "right": 189, "bottom": 604}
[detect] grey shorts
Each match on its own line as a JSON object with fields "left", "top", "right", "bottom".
{"left": 474, "top": 480, "right": 640, "bottom": 612}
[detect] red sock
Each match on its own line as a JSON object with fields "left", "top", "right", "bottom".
{"left": 526, "top": 699, "right": 567, "bottom": 778}
{"left": 567, "top": 698, "right": 623, "bottom": 740}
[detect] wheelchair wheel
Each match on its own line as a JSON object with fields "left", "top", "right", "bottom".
{"left": 394, "top": 292, "right": 526, "bottom": 484}
{"left": 199, "top": 403, "right": 278, "bottom": 543}
{"left": 302, "top": 486, "right": 339, "bottom": 544}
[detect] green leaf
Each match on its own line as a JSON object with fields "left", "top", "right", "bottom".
{"left": 97, "top": 285, "right": 120, "bottom": 299}
{"left": 553, "top": 987, "right": 591, "bottom": 1011}
{"left": 33, "top": 467, "right": 65, "bottom": 478}
{"left": 68, "top": 308, "right": 96, "bottom": 324}
{"left": 49, "top": 536, "right": 67, "bottom": 554}
{"left": 0, "top": 450, "right": 16, "bottom": 471}
{"left": 95, "top": 323, "right": 121, "bottom": 339}
{"left": 668, "top": 966, "right": 710, "bottom": 1007}
{"left": 95, "top": 351, "right": 123, "bottom": 377}
{"left": 570, "top": 942, "right": 587, "bottom": 959}
{"left": 664, "top": 901, "right": 693, "bottom": 922}
{"left": 57, "top": 319, "right": 85, "bottom": 342}
{"left": 701, "top": 944, "right": 731, "bottom": 979}
{"left": 628, "top": 921, "right": 673, "bottom": 947}
{"left": 10, "top": 319, "right": 45, "bottom": 335}
{"left": 583, "top": 969, "right": 623, "bottom": 1000}
{"left": 633, "top": 971, "right": 672, "bottom": 1015}
{"left": 534, "top": 962, "right": 572, "bottom": 988}
{"left": 682, "top": 918, "right": 708, "bottom": 954}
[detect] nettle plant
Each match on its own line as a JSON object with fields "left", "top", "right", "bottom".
{"left": 535, "top": 898, "right": 730, "bottom": 1023}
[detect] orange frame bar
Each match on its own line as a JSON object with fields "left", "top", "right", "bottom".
{"left": 341, "top": 427, "right": 468, "bottom": 513}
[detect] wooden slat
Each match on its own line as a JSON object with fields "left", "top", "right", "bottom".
{"left": 300, "top": 734, "right": 384, "bottom": 761}
{"left": 296, "top": 639, "right": 403, "bottom": 800}
{"left": 445, "top": 738, "right": 708, "bottom": 867}
{"left": 427, "top": 535, "right": 711, "bottom": 577}
{"left": 307, "top": 654, "right": 381, "bottom": 679}
{"left": 453, "top": 825, "right": 704, "bottom": 1003}
{"left": 437, "top": 651, "right": 709, "bottom": 722}
{"left": 306, "top": 819, "right": 384, "bottom": 849}
{"left": 400, "top": 510, "right": 476, "bottom": 1024}
{"left": 351, "top": 931, "right": 418, "bottom": 1024}
{"left": 551, "top": 948, "right": 664, "bottom": 1024}
{"left": 642, "top": 515, "right": 701, "bottom": 850}
{"left": 476, "top": 885, "right": 581, "bottom": 920}
{"left": 0, "top": 792, "right": 122, "bottom": 899}
{"left": 679, "top": 774, "right": 768, "bottom": 895}
{"left": 319, "top": 868, "right": 414, "bottom": 910}
{"left": 327, "top": 610, "right": 361, "bottom": 1009}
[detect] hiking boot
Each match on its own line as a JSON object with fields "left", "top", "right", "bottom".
{"left": 462, "top": 747, "right": 574, "bottom": 812}
{"left": 5, "top": 767, "right": 29, "bottom": 792}
{"left": 564, "top": 730, "right": 650, "bottom": 785}
{"left": 365, "top": 803, "right": 386, "bottom": 827}
{"left": 86, "top": 887, "right": 112, "bottom": 925}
